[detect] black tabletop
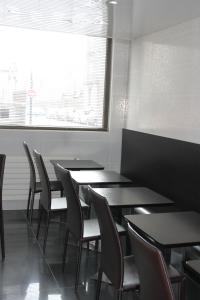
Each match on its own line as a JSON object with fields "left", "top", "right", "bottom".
{"left": 126, "top": 211, "right": 200, "bottom": 248}
{"left": 92, "top": 187, "right": 173, "bottom": 208}
{"left": 51, "top": 159, "right": 104, "bottom": 170}
{"left": 70, "top": 170, "right": 132, "bottom": 185}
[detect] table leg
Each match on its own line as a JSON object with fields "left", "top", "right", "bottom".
{"left": 161, "top": 247, "right": 171, "bottom": 264}
{"left": 111, "top": 207, "right": 122, "bottom": 224}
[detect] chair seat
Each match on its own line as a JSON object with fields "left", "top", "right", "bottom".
{"left": 116, "top": 223, "right": 126, "bottom": 235}
{"left": 123, "top": 255, "right": 140, "bottom": 290}
{"left": 83, "top": 219, "right": 126, "bottom": 241}
{"left": 35, "top": 180, "right": 63, "bottom": 193}
{"left": 122, "top": 257, "right": 182, "bottom": 291}
{"left": 51, "top": 197, "right": 88, "bottom": 211}
{"left": 167, "top": 264, "right": 183, "bottom": 283}
{"left": 99, "top": 256, "right": 139, "bottom": 290}
{"left": 185, "top": 259, "right": 200, "bottom": 282}
{"left": 83, "top": 219, "right": 100, "bottom": 240}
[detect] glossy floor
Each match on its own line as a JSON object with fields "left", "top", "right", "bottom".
{"left": 0, "top": 210, "right": 200, "bottom": 300}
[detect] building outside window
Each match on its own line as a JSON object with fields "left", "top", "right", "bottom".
{"left": 0, "top": 26, "right": 111, "bottom": 130}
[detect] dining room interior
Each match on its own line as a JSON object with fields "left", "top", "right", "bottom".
{"left": 1, "top": 0, "right": 200, "bottom": 299}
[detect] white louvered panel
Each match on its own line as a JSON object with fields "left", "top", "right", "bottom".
{"left": 2, "top": 156, "right": 72, "bottom": 202}
{"left": 0, "top": 0, "right": 109, "bottom": 38}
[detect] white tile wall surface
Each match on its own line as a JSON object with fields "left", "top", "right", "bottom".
{"left": 127, "top": 17, "right": 200, "bottom": 144}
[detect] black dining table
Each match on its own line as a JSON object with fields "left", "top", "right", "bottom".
{"left": 126, "top": 211, "right": 200, "bottom": 262}
{"left": 126, "top": 211, "right": 200, "bottom": 248}
{"left": 92, "top": 187, "right": 173, "bottom": 209}
{"left": 70, "top": 170, "right": 132, "bottom": 186}
{"left": 51, "top": 159, "right": 104, "bottom": 170}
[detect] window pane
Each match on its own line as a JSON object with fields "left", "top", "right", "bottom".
{"left": 0, "top": 26, "right": 108, "bottom": 129}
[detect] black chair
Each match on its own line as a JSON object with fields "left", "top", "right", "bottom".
{"left": 23, "top": 141, "right": 63, "bottom": 224}
{"left": 33, "top": 150, "right": 88, "bottom": 254}
{"left": 128, "top": 225, "right": 185, "bottom": 300}
{"left": 89, "top": 188, "right": 139, "bottom": 300}
{"left": 0, "top": 154, "right": 6, "bottom": 260}
{"left": 55, "top": 164, "right": 103, "bottom": 290}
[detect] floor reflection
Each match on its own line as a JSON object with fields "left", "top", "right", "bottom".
{"left": 1, "top": 210, "right": 200, "bottom": 299}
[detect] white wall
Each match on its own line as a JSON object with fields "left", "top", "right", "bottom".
{"left": 127, "top": 17, "right": 200, "bottom": 144}
{"left": 1, "top": 39, "right": 131, "bottom": 209}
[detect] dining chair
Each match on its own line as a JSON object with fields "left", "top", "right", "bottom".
{"left": 23, "top": 141, "right": 63, "bottom": 224}
{"left": 55, "top": 164, "right": 103, "bottom": 290}
{"left": 0, "top": 154, "right": 6, "bottom": 260}
{"left": 89, "top": 188, "right": 139, "bottom": 300}
{"left": 33, "top": 150, "right": 88, "bottom": 254}
{"left": 128, "top": 224, "right": 186, "bottom": 300}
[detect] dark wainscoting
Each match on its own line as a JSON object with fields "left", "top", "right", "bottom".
{"left": 121, "top": 129, "right": 200, "bottom": 212}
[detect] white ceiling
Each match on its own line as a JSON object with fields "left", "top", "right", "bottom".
{"left": 132, "top": 0, "right": 200, "bottom": 38}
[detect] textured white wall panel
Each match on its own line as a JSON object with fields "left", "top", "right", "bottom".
{"left": 127, "top": 17, "right": 200, "bottom": 143}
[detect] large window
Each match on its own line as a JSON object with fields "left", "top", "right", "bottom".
{"left": 0, "top": 26, "right": 110, "bottom": 130}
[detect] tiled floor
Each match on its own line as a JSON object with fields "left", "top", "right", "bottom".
{"left": 0, "top": 210, "right": 200, "bottom": 300}
{"left": 0, "top": 211, "right": 137, "bottom": 300}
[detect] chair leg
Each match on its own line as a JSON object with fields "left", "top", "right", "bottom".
{"left": 87, "top": 206, "right": 91, "bottom": 219}
{"left": 26, "top": 187, "right": 32, "bottom": 219}
{"left": 87, "top": 241, "right": 90, "bottom": 251}
{"left": 36, "top": 204, "right": 43, "bottom": 239}
{"left": 29, "top": 191, "right": 35, "bottom": 225}
{"left": 43, "top": 211, "right": 50, "bottom": 254}
{"left": 117, "top": 290, "right": 123, "bottom": 300}
{"left": 0, "top": 210, "right": 5, "bottom": 260}
{"left": 62, "top": 229, "right": 70, "bottom": 267}
{"left": 75, "top": 242, "right": 82, "bottom": 290}
{"left": 95, "top": 240, "right": 99, "bottom": 252}
{"left": 96, "top": 268, "right": 103, "bottom": 300}
{"left": 179, "top": 277, "right": 186, "bottom": 300}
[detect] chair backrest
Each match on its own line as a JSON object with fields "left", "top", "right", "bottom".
{"left": 55, "top": 164, "right": 83, "bottom": 239}
{"left": 0, "top": 155, "right": 6, "bottom": 210}
{"left": 33, "top": 150, "right": 51, "bottom": 211}
{"left": 81, "top": 186, "right": 92, "bottom": 206}
{"left": 23, "top": 141, "right": 36, "bottom": 188}
{"left": 89, "top": 188, "right": 123, "bottom": 290}
{"left": 128, "top": 225, "right": 175, "bottom": 300}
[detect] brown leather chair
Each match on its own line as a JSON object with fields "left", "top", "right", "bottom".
{"left": 23, "top": 141, "right": 63, "bottom": 224}
{"left": 90, "top": 188, "right": 139, "bottom": 300}
{"left": 33, "top": 150, "right": 88, "bottom": 254}
{"left": 0, "top": 154, "right": 6, "bottom": 260}
{"left": 128, "top": 224, "right": 186, "bottom": 300}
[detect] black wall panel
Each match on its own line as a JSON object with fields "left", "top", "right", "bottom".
{"left": 121, "top": 129, "right": 200, "bottom": 212}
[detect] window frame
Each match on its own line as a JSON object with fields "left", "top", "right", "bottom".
{"left": 0, "top": 37, "right": 112, "bottom": 132}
